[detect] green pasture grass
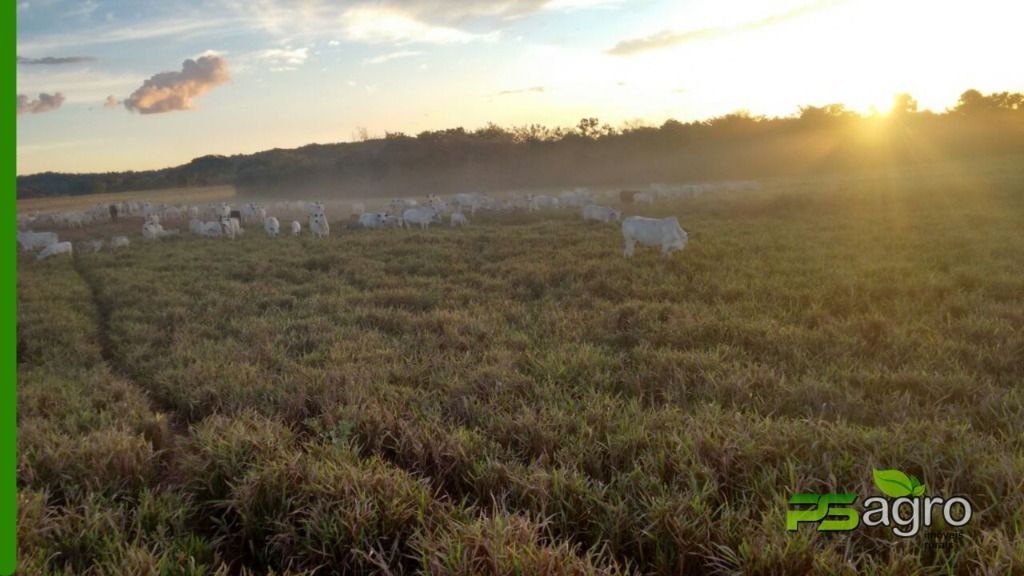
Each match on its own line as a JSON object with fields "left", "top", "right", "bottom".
{"left": 15, "top": 164, "right": 1024, "bottom": 574}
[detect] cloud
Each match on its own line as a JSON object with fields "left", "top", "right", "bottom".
{"left": 17, "top": 92, "right": 65, "bottom": 115}
{"left": 364, "top": 50, "right": 422, "bottom": 65}
{"left": 256, "top": 46, "right": 309, "bottom": 71}
{"left": 374, "top": 0, "right": 617, "bottom": 23}
{"left": 17, "top": 16, "right": 237, "bottom": 53}
{"left": 103, "top": 95, "right": 120, "bottom": 108}
{"left": 17, "top": 68, "right": 141, "bottom": 104}
{"left": 124, "top": 55, "right": 230, "bottom": 114}
{"left": 497, "top": 86, "right": 545, "bottom": 95}
{"left": 341, "top": 4, "right": 496, "bottom": 44}
{"left": 608, "top": 0, "right": 842, "bottom": 56}
{"left": 17, "top": 55, "right": 96, "bottom": 65}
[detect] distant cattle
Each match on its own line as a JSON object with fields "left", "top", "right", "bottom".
{"left": 264, "top": 217, "right": 281, "bottom": 237}
{"left": 388, "top": 199, "right": 417, "bottom": 218}
{"left": 426, "top": 195, "right": 448, "bottom": 213}
{"left": 36, "top": 241, "right": 72, "bottom": 261}
{"left": 110, "top": 236, "right": 131, "bottom": 249}
{"left": 452, "top": 193, "right": 491, "bottom": 214}
{"left": 402, "top": 207, "right": 438, "bottom": 229}
{"left": 219, "top": 217, "right": 242, "bottom": 240}
{"left": 529, "top": 195, "right": 560, "bottom": 211}
{"left": 450, "top": 211, "right": 469, "bottom": 227}
{"left": 143, "top": 216, "right": 177, "bottom": 241}
{"left": 560, "top": 189, "right": 594, "bottom": 208}
{"left": 17, "top": 231, "right": 58, "bottom": 251}
{"left": 291, "top": 221, "right": 302, "bottom": 235}
{"left": 358, "top": 212, "right": 388, "bottom": 229}
{"left": 622, "top": 216, "right": 688, "bottom": 258}
{"left": 582, "top": 205, "right": 622, "bottom": 223}
{"left": 190, "top": 219, "right": 223, "bottom": 237}
{"left": 309, "top": 212, "right": 330, "bottom": 238}
{"left": 633, "top": 192, "right": 655, "bottom": 205}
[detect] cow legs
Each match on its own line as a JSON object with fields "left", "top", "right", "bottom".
{"left": 624, "top": 239, "right": 635, "bottom": 258}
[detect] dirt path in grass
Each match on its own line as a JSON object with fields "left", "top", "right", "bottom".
{"left": 71, "top": 254, "right": 192, "bottom": 441}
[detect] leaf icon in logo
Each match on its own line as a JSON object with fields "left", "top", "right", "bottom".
{"left": 873, "top": 469, "right": 915, "bottom": 498}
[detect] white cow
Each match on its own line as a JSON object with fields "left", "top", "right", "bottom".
{"left": 307, "top": 202, "right": 326, "bottom": 216}
{"left": 450, "top": 211, "right": 469, "bottom": 227}
{"left": 264, "top": 217, "right": 281, "bottom": 237}
{"left": 582, "top": 205, "right": 622, "bottom": 223}
{"left": 358, "top": 212, "right": 388, "bottom": 229}
{"left": 309, "top": 212, "right": 330, "bottom": 238}
{"left": 219, "top": 217, "right": 242, "bottom": 240}
{"left": 529, "top": 195, "right": 560, "bottom": 212}
{"left": 291, "top": 221, "right": 302, "bottom": 236}
{"left": 36, "top": 241, "right": 72, "bottom": 261}
{"left": 622, "top": 216, "right": 688, "bottom": 258}
{"left": 241, "top": 203, "right": 267, "bottom": 223}
{"left": 17, "top": 231, "right": 58, "bottom": 251}
{"left": 634, "top": 192, "right": 655, "bottom": 205}
{"left": 426, "top": 195, "right": 448, "bottom": 213}
{"left": 190, "top": 219, "right": 223, "bottom": 237}
{"left": 210, "top": 203, "right": 231, "bottom": 219}
{"left": 560, "top": 189, "right": 594, "bottom": 208}
{"left": 110, "top": 236, "right": 131, "bottom": 249}
{"left": 142, "top": 216, "right": 171, "bottom": 241}
{"left": 402, "top": 207, "right": 438, "bottom": 229}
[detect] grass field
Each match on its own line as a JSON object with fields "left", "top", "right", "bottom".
{"left": 16, "top": 162, "right": 1024, "bottom": 574}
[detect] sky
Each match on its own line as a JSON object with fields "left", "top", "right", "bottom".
{"left": 15, "top": 0, "right": 1024, "bottom": 175}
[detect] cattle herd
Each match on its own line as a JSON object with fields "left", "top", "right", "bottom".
{"left": 16, "top": 182, "right": 762, "bottom": 262}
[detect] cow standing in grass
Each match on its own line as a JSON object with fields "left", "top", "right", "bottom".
{"left": 622, "top": 216, "right": 688, "bottom": 258}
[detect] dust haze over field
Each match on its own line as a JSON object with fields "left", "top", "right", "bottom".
{"left": 14, "top": 0, "right": 1024, "bottom": 574}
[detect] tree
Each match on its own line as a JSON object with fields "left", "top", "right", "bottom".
{"left": 891, "top": 93, "right": 918, "bottom": 115}
{"left": 576, "top": 117, "right": 600, "bottom": 138}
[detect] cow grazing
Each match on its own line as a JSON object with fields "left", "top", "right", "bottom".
{"left": 309, "top": 212, "right": 330, "bottom": 238}
{"left": 582, "top": 205, "right": 622, "bottom": 223}
{"left": 110, "top": 236, "right": 131, "bottom": 249}
{"left": 402, "top": 207, "right": 438, "bottom": 229}
{"left": 622, "top": 216, "right": 688, "bottom": 258}
{"left": 264, "top": 217, "right": 281, "bottom": 237}
{"left": 291, "top": 221, "right": 302, "bottom": 235}
{"left": 450, "top": 211, "right": 469, "bottom": 227}
{"left": 17, "top": 231, "right": 58, "bottom": 251}
{"left": 36, "top": 241, "right": 72, "bottom": 261}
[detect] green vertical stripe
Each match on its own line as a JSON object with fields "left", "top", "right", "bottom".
{"left": 3, "top": 0, "right": 16, "bottom": 573}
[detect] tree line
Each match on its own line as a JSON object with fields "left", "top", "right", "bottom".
{"left": 16, "top": 89, "right": 1024, "bottom": 200}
